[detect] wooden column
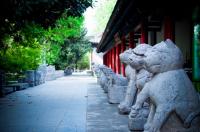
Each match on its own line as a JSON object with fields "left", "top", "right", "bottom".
{"left": 140, "top": 23, "right": 148, "bottom": 43}
{"left": 110, "top": 50, "right": 112, "bottom": 68}
{"left": 111, "top": 48, "right": 116, "bottom": 72}
{"left": 103, "top": 53, "right": 107, "bottom": 66}
{"left": 106, "top": 52, "right": 109, "bottom": 67}
{"left": 113, "top": 47, "right": 116, "bottom": 73}
{"left": 108, "top": 50, "right": 112, "bottom": 68}
{"left": 111, "top": 49, "right": 113, "bottom": 70}
{"left": 129, "top": 32, "right": 135, "bottom": 48}
{"left": 121, "top": 36, "right": 126, "bottom": 76}
{"left": 164, "top": 16, "right": 175, "bottom": 41}
{"left": 115, "top": 44, "right": 121, "bottom": 74}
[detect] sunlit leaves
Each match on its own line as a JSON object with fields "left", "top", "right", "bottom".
{"left": 0, "top": 12, "right": 90, "bottom": 72}
{"left": 0, "top": 44, "right": 42, "bottom": 72}
{"left": 46, "top": 16, "right": 84, "bottom": 44}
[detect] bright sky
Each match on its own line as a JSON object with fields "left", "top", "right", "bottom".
{"left": 83, "top": 6, "right": 97, "bottom": 37}
{"left": 84, "top": 0, "right": 116, "bottom": 42}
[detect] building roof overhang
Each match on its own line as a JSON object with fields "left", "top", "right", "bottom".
{"left": 96, "top": 0, "right": 200, "bottom": 53}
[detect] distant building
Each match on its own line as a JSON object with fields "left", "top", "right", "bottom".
{"left": 89, "top": 34, "right": 104, "bottom": 68}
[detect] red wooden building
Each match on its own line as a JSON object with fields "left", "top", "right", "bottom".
{"left": 96, "top": 0, "right": 200, "bottom": 89}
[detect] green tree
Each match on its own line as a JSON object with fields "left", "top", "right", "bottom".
{"left": 77, "top": 52, "right": 90, "bottom": 69}
{"left": 44, "top": 16, "right": 90, "bottom": 69}
{"left": 0, "top": 33, "right": 42, "bottom": 72}
{"left": 0, "top": 9, "right": 91, "bottom": 72}
{"left": 86, "top": 0, "right": 116, "bottom": 35}
{"left": 0, "top": 0, "right": 93, "bottom": 49}
{"left": 55, "top": 29, "right": 91, "bottom": 70}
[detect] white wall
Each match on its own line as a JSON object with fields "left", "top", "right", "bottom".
{"left": 91, "top": 47, "right": 103, "bottom": 65}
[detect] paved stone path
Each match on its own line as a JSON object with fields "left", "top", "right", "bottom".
{"left": 87, "top": 81, "right": 130, "bottom": 132}
{"left": 0, "top": 75, "right": 130, "bottom": 132}
{"left": 0, "top": 76, "right": 93, "bottom": 132}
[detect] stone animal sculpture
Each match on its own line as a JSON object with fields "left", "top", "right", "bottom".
{"left": 99, "top": 65, "right": 128, "bottom": 87}
{"left": 118, "top": 44, "right": 152, "bottom": 114}
{"left": 91, "top": 64, "right": 101, "bottom": 77}
{"left": 99, "top": 65, "right": 128, "bottom": 103}
{"left": 98, "top": 65, "right": 110, "bottom": 93}
{"left": 118, "top": 64, "right": 136, "bottom": 113}
{"left": 130, "top": 39, "right": 200, "bottom": 132}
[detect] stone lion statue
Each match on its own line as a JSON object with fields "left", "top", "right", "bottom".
{"left": 91, "top": 63, "right": 101, "bottom": 77}
{"left": 130, "top": 39, "right": 200, "bottom": 132}
{"left": 98, "top": 65, "right": 111, "bottom": 93}
{"left": 118, "top": 44, "right": 152, "bottom": 114}
{"left": 99, "top": 65, "right": 128, "bottom": 87}
{"left": 99, "top": 65, "right": 128, "bottom": 103}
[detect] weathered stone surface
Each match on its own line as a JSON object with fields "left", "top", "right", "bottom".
{"left": 118, "top": 65, "right": 136, "bottom": 114}
{"left": 118, "top": 45, "right": 152, "bottom": 118}
{"left": 37, "top": 65, "right": 47, "bottom": 84}
{"left": 54, "top": 70, "right": 64, "bottom": 78}
{"left": 99, "top": 65, "right": 128, "bottom": 103}
{"left": 25, "top": 70, "right": 35, "bottom": 87}
{"left": 128, "top": 106, "right": 149, "bottom": 131}
{"left": 87, "top": 80, "right": 130, "bottom": 132}
{"left": 11, "top": 83, "right": 29, "bottom": 91}
{"left": 35, "top": 70, "right": 42, "bottom": 86}
{"left": 108, "top": 85, "right": 127, "bottom": 104}
{"left": 99, "top": 73, "right": 108, "bottom": 92}
{"left": 0, "top": 76, "right": 89, "bottom": 131}
{"left": 98, "top": 65, "right": 110, "bottom": 93}
{"left": 45, "top": 65, "right": 56, "bottom": 81}
{"left": 91, "top": 64, "right": 101, "bottom": 78}
{"left": 130, "top": 39, "right": 200, "bottom": 132}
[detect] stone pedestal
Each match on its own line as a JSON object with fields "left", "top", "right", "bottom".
{"left": 54, "top": 70, "right": 64, "bottom": 78}
{"left": 128, "top": 107, "right": 149, "bottom": 131}
{"left": 99, "top": 74, "right": 108, "bottom": 93}
{"left": 35, "top": 70, "right": 42, "bottom": 86}
{"left": 37, "top": 65, "right": 47, "bottom": 84}
{"left": 45, "top": 65, "right": 56, "bottom": 81}
{"left": 25, "top": 70, "right": 35, "bottom": 87}
{"left": 108, "top": 85, "right": 127, "bottom": 104}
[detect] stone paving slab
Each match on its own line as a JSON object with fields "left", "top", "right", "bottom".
{"left": 0, "top": 75, "right": 132, "bottom": 132}
{"left": 0, "top": 75, "right": 94, "bottom": 132}
{"left": 87, "top": 81, "right": 130, "bottom": 132}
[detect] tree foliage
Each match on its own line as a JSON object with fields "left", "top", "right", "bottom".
{"left": 77, "top": 52, "right": 90, "bottom": 69}
{"left": 93, "top": 0, "right": 116, "bottom": 34}
{"left": 0, "top": 0, "right": 93, "bottom": 48}
{"left": 0, "top": 31, "right": 43, "bottom": 72}
{"left": 0, "top": 11, "right": 91, "bottom": 72}
{"left": 45, "top": 16, "right": 91, "bottom": 69}
{"left": 84, "top": 0, "right": 116, "bottom": 35}
{"left": 54, "top": 29, "right": 91, "bottom": 70}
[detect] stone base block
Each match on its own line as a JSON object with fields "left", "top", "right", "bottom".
{"left": 128, "top": 108, "right": 149, "bottom": 131}
{"left": 28, "top": 83, "right": 35, "bottom": 87}
{"left": 108, "top": 85, "right": 127, "bottom": 104}
{"left": 103, "top": 86, "right": 108, "bottom": 93}
{"left": 118, "top": 104, "right": 131, "bottom": 115}
{"left": 15, "top": 83, "right": 29, "bottom": 90}
{"left": 128, "top": 116, "right": 146, "bottom": 131}
{"left": 2, "top": 87, "right": 16, "bottom": 95}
